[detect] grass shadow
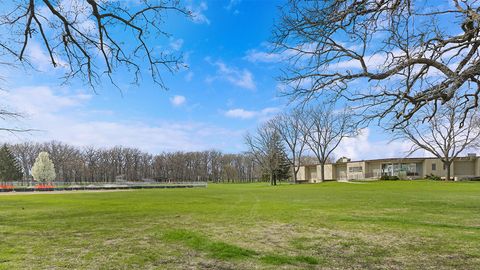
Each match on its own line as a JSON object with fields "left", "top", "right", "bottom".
{"left": 161, "top": 229, "right": 257, "bottom": 260}
{"left": 161, "top": 229, "right": 321, "bottom": 266}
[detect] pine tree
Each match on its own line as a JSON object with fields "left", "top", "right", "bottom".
{"left": 31, "top": 152, "right": 56, "bottom": 183}
{"left": 275, "top": 149, "right": 291, "bottom": 182}
{"left": 0, "top": 144, "right": 23, "bottom": 182}
{"left": 272, "top": 133, "right": 291, "bottom": 183}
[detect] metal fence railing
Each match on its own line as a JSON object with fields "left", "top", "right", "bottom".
{"left": 0, "top": 181, "right": 208, "bottom": 192}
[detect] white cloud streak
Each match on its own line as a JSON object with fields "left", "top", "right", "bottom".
{"left": 0, "top": 86, "right": 244, "bottom": 153}
{"left": 169, "top": 38, "right": 184, "bottom": 51}
{"left": 170, "top": 95, "right": 186, "bottom": 106}
{"left": 188, "top": 1, "right": 210, "bottom": 25}
{"left": 206, "top": 58, "right": 256, "bottom": 90}
{"left": 224, "top": 107, "right": 279, "bottom": 119}
{"left": 332, "top": 128, "right": 417, "bottom": 161}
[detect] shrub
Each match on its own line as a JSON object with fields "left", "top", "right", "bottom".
{"left": 425, "top": 174, "right": 441, "bottom": 181}
{"left": 380, "top": 175, "right": 399, "bottom": 180}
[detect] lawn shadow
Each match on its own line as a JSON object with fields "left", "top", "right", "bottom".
{"left": 160, "top": 229, "right": 321, "bottom": 267}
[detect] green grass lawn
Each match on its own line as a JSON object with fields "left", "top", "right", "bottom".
{"left": 1, "top": 181, "right": 479, "bottom": 269}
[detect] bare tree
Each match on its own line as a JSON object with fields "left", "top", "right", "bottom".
{"left": 8, "top": 141, "right": 263, "bottom": 183}
{"left": 394, "top": 99, "right": 480, "bottom": 181}
{"left": 245, "top": 123, "right": 289, "bottom": 185}
{"left": 302, "top": 105, "right": 357, "bottom": 182}
{"left": 270, "top": 109, "right": 307, "bottom": 183}
{"left": 0, "top": 0, "right": 190, "bottom": 88}
{"left": 273, "top": 0, "right": 480, "bottom": 127}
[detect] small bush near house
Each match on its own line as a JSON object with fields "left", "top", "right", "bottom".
{"left": 380, "top": 175, "right": 399, "bottom": 180}
{"left": 425, "top": 174, "right": 442, "bottom": 181}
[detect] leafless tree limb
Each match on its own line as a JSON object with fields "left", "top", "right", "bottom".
{"left": 274, "top": 0, "right": 480, "bottom": 127}
{"left": 393, "top": 97, "right": 480, "bottom": 180}
{"left": 301, "top": 104, "right": 358, "bottom": 182}
{"left": 0, "top": 0, "right": 191, "bottom": 89}
{"left": 269, "top": 108, "right": 307, "bottom": 183}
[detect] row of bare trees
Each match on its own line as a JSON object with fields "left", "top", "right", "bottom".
{"left": 247, "top": 98, "right": 480, "bottom": 182}
{"left": 6, "top": 141, "right": 261, "bottom": 183}
{"left": 271, "top": 0, "right": 480, "bottom": 181}
{"left": 246, "top": 105, "right": 358, "bottom": 183}
{"left": 394, "top": 98, "right": 480, "bottom": 180}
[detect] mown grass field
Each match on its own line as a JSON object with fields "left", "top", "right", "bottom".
{"left": 1, "top": 181, "right": 479, "bottom": 269}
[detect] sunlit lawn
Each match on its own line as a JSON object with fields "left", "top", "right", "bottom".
{"left": 1, "top": 181, "right": 479, "bottom": 269}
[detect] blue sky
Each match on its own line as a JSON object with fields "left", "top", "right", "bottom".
{"left": 0, "top": 0, "right": 418, "bottom": 160}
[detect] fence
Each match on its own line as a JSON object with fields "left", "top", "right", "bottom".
{"left": 0, "top": 181, "right": 208, "bottom": 192}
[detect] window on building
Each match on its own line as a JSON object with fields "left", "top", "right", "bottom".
{"left": 432, "top": 163, "right": 436, "bottom": 171}
{"left": 382, "top": 163, "right": 418, "bottom": 176}
{"left": 349, "top": 166, "right": 363, "bottom": 173}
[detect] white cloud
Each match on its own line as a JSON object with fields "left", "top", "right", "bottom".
{"left": 225, "top": 109, "right": 256, "bottom": 119}
{"left": 334, "top": 53, "right": 392, "bottom": 70}
{"left": 225, "top": 0, "right": 241, "bottom": 13}
{"left": 0, "top": 86, "right": 244, "bottom": 153}
{"left": 0, "top": 86, "right": 91, "bottom": 116}
{"left": 224, "top": 107, "right": 279, "bottom": 120}
{"left": 169, "top": 38, "right": 184, "bottom": 51}
{"left": 244, "top": 42, "right": 316, "bottom": 64}
{"left": 170, "top": 95, "right": 186, "bottom": 106}
{"left": 188, "top": 1, "right": 210, "bottom": 25}
{"left": 26, "top": 41, "right": 68, "bottom": 71}
{"left": 206, "top": 58, "right": 256, "bottom": 90}
{"left": 332, "top": 128, "right": 416, "bottom": 161}
{"left": 244, "top": 49, "right": 284, "bottom": 63}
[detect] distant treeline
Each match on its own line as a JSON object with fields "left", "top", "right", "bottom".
{"left": 7, "top": 141, "right": 262, "bottom": 183}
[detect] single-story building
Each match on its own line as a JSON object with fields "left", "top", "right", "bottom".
{"left": 296, "top": 154, "right": 480, "bottom": 182}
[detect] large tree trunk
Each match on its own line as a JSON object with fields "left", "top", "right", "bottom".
{"left": 293, "top": 166, "right": 298, "bottom": 184}
{"left": 320, "top": 163, "right": 325, "bottom": 182}
{"left": 446, "top": 162, "right": 451, "bottom": 181}
{"left": 269, "top": 173, "right": 274, "bottom": 186}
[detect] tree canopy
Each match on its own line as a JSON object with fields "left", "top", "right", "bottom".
{"left": 31, "top": 151, "right": 56, "bottom": 182}
{"left": 0, "top": 144, "right": 23, "bottom": 182}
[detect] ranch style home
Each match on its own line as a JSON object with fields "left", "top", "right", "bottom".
{"left": 296, "top": 155, "right": 480, "bottom": 182}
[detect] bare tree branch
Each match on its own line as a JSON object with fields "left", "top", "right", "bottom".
{"left": 274, "top": 0, "right": 480, "bottom": 127}
{"left": 393, "top": 97, "right": 480, "bottom": 180}
{"left": 300, "top": 104, "right": 358, "bottom": 182}
{"left": 269, "top": 108, "right": 307, "bottom": 183}
{"left": 0, "top": 0, "right": 191, "bottom": 89}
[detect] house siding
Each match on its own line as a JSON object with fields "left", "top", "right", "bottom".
{"left": 296, "top": 156, "right": 480, "bottom": 182}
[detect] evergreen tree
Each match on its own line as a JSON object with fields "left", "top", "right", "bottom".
{"left": 272, "top": 133, "right": 291, "bottom": 183}
{"left": 0, "top": 144, "right": 23, "bottom": 182}
{"left": 31, "top": 152, "right": 56, "bottom": 183}
{"left": 246, "top": 123, "right": 292, "bottom": 186}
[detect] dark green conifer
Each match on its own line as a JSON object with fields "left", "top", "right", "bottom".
{"left": 0, "top": 144, "right": 23, "bottom": 182}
